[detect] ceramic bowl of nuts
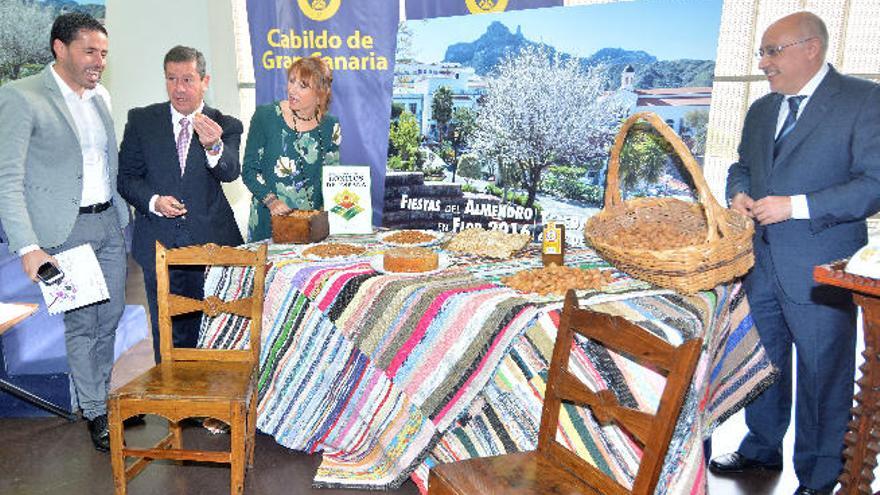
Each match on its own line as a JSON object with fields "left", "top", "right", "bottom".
{"left": 377, "top": 229, "right": 443, "bottom": 247}
{"left": 300, "top": 242, "right": 368, "bottom": 261}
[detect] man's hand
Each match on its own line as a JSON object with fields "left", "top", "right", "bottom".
{"left": 267, "top": 199, "right": 292, "bottom": 216}
{"left": 21, "top": 249, "right": 54, "bottom": 283}
{"left": 753, "top": 196, "right": 792, "bottom": 225}
{"left": 193, "top": 113, "right": 222, "bottom": 149}
{"left": 155, "top": 195, "right": 188, "bottom": 217}
{"left": 730, "top": 192, "right": 755, "bottom": 218}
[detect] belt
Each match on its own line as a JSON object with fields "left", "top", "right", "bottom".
{"left": 79, "top": 200, "right": 113, "bottom": 214}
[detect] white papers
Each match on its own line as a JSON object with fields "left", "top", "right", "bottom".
{"left": 39, "top": 244, "right": 109, "bottom": 314}
{"left": 0, "top": 303, "right": 37, "bottom": 330}
{"left": 0, "top": 303, "right": 33, "bottom": 324}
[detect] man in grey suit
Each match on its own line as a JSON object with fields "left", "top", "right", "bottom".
{"left": 709, "top": 12, "right": 880, "bottom": 495}
{"left": 0, "top": 13, "right": 128, "bottom": 452}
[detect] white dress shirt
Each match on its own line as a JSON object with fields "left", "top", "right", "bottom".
{"left": 50, "top": 63, "right": 112, "bottom": 207}
{"left": 777, "top": 63, "right": 830, "bottom": 220}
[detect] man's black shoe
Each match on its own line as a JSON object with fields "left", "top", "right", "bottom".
{"left": 793, "top": 487, "right": 831, "bottom": 495}
{"left": 87, "top": 414, "right": 110, "bottom": 453}
{"left": 123, "top": 414, "right": 146, "bottom": 427}
{"left": 708, "top": 452, "right": 782, "bottom": 474}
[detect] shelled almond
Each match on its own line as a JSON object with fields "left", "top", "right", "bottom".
{"left": 599, "top": 201, "right": 707, "bottom": 250}
{"left": 502, "top": 265, "right": 614, "bottom": 296}
{"left": 302, "top": 243, "right": 366, "bottom": 258}
{"left": 384, "top": 230, "right": 438, "bottom": 244}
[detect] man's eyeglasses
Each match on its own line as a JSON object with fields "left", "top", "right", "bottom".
{"left": 756, "top": 37, "right": 816, "bottom": 58}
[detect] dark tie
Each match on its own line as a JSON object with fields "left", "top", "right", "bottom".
{"left": 774, "top": 95, "right": 805, "bottom": 158}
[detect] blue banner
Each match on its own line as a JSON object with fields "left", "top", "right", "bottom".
{"left": 405, "top": 0, "right": 563, "bottom": 20}
{"left": 246, "top": 0, "right": 399, "bottom": 225}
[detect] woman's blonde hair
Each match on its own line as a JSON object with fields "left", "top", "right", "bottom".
{"left": 287, "top": 56, "right": 333, "bottom": 122}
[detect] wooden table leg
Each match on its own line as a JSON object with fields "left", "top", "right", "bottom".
{"left": 838, "top": 295, "right": 880, "bottom": 495}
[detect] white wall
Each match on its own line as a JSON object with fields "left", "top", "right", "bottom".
{"left": 104, "top": 0, "right": 251, "bottom": 238}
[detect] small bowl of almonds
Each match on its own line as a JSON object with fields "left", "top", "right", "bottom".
{"left": 301, "top": 242, "right": 367, "bottom": 261}
{"left": 377, "top": 229, "right": 442, "bottom": 247}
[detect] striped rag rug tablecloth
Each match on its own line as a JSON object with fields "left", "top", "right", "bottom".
{"left": 198, "top": 245, "right": 775, "bottom": 494}
{"left": 412, "top": 282, "right": 776, "bottom": 494}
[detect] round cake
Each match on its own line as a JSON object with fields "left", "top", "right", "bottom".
{"left": 383, "top": 247, "right": 439, "bottom": 273}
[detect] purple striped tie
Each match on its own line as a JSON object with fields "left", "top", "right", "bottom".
{"left": 177, "top": 117, "right": 191, "bottom": 176}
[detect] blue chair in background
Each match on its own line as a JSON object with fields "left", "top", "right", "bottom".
{"left": 0, "top": 222, "right": 148, "bottom": 418}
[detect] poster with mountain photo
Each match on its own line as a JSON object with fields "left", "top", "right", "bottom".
{"left": 385, "top": 0, "right": 722, "bottom": 246}
{"left": 0, "top": 0, "right": 105, "bottom": 84}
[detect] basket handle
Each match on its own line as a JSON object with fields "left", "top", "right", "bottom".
{"left": 604, "top": 111, "right": 729, "bottom": 243}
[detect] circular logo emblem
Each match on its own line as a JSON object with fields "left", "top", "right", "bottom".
{"left": 465, "top": 0, "right": 509, "bottom": 14}
{"left": 297, "top": 0, "right": 341, "bottom": 22}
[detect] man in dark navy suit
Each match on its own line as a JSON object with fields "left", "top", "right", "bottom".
{"left": 118, "top": 45, "right": 243, "bottom": 365}
{"left": 709, "top": 12, "right": 880, "bottom": 495}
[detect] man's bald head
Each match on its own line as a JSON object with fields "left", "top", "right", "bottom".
{"left": 771, "top": 11, "right": 828, "bottom": 58}
{"left": 759, "top": 11, "right": 828, "bottom": 94}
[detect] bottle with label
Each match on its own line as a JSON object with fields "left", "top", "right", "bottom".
{"left": 542, "top": 222, "right": 565, "bottom": 266}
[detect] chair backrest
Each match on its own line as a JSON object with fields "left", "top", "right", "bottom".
{"left": 537, "top": 290, "right": 703, "bottom": 495}
{"left": 155, "top": 241, "right": 267, "bottom": 364}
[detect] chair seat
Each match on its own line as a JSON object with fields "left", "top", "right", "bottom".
{"left": 110, "top": 361, "right": 255, "bottom": 402}
{"left": 431, "top": 451, "right": 602, "bottom": 495}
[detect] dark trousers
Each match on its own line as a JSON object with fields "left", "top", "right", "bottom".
{"left": 739, "top": 242, "right": 856, "bottom": 491}
{"left": 141, "top": 263, "right": 205, "bottom": 364}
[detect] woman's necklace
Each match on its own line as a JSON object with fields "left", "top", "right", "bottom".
{"left": 292, "top": 109, "right": 315, "bottom": 122}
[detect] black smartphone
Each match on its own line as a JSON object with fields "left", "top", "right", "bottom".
{"left": 37, "top": 261, "right": 64, "bottom": 285}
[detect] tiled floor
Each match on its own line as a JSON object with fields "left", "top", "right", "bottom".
{"left": 0, "top": 256, "right": 815, "bottom": 494}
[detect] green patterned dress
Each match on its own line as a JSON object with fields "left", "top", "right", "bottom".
{"left": 242, "top": 103, "right": 341, "bottom": 241}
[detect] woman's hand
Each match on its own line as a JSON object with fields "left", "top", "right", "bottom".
{"left": 268, "top": 198, "right": 293, "bottom": 216}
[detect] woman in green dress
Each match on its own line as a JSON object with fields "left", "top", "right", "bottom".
{"left": 242, "top": 56, "right": 341, "bottom": 241}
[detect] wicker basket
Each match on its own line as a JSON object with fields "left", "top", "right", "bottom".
{"left": 585, "top": 112, "right": 754, "bottom": 294}
{"left": 271, "top": 210, "right": 329, "bottom": 244}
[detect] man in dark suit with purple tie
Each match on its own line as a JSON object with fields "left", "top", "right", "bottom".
{"left": 708, "top": 12, "right": 880, "bottom": 495}
{"left": 118, "top": 46, "right": 243, "bottom": 365}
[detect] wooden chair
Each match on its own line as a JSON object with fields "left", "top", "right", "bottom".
{"left": 428, "top": 290, "right": 703, "bottom": 495}
{"left": 108, "top": 242, "right": 267, "bottom": 495}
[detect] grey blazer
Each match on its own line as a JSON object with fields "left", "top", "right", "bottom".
{"left": 0, "top": 65, "right": 129, "bottom": 253}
